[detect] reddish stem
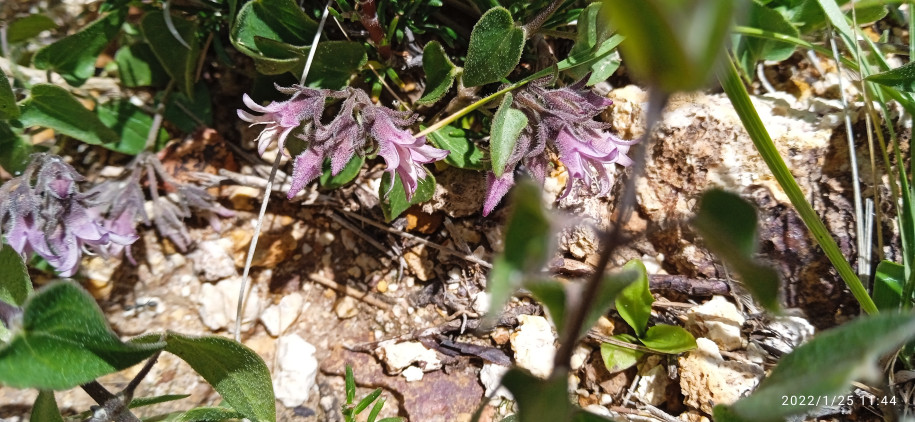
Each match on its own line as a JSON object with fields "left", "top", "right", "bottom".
{"left": 357, "top": 0, "right": 392, "bottom": 61}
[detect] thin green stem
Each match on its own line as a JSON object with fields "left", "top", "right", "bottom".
{"left": 717, "top": 54, "right": 878, "bottom": 315}
{"left": 732, "top": 25, "right": 859, "bottom": 70}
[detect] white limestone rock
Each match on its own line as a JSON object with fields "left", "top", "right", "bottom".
{"left": 196, "top": 277, "right": 264, "bottom": 331}
{"left": 189, "top": 240, "right": 236, "bottom": 282}
{"left": 679, "top": 338, "right": 764, "bottom": 414}
{"left": 273, "top": 334, "right": 318, "bottom": 407}
{"left": 259, "top": 292, "right": 304, "bottom": 337}
{"left": 686, "top": 296, "right": 746, "bottom": 351}
{"left": 510, "top": 315, "right": 557, "bottom": 379}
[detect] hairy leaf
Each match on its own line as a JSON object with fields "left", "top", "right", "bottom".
{"left": 427, "top": 125, "right": 486, "bottom": 170}
{"left": 33, "top": 10, "right": 125, "bottom": 86}
{"left": 0, "top": 282, "right": 164, "bottom": 389}
{"left": 95, "top": 100, "right": 168, "bottom": 155}
{"left": 0, "top": 244, "right": 31, "bottom": 307}
{"left": 319, "top": 155, "right": 364, "bottom": 190}
{"left": 418, "top": 41, "right": 460, "bottom": 104}
{"left": 18, "top": 84, "right": 121, "bottom": 147}
{"left": 463, "top": 7, "right": 525, "bottom": 87}
{"left": 490, "top": 93, "right": 526, "bottom": 177}
{"left": 7, "top": 14, "right": 57, "bottom": 44}
{"left": 379, "top": 172, "right": 436, "bottom": 222}
{"left": 0, "top": 70, "right": 19, "bottom": 120}
{"left": 140, "top": 11, "right": 200, "bottom": 98}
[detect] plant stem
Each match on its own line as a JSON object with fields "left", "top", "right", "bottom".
{"left": 522, "top": 0, "right": 565, "bottom": 35}
{"left": 144, "top": 81, "right": 174, "bottom": 152}
{"left": 717, "top": 53, "right": 878, "bottom": 315}
{"left": 81, "top": 381, "right": 141, "bottom": 422}
{"left": 553, "top": 89, "right": 668, "bottom": 372}
{"left": 357, "top": 0, "right": 392, "bottom": 61}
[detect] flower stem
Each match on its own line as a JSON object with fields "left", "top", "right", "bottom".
{"left": 522, "top": 0, "right": 565, "bottom": 36}
{"left": 357, "top": 0, "right": 392, "bottom": 61}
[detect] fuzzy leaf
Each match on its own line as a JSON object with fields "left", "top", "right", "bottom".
{"left": 490, "top": 93, "right": 526, "bottom": 177}
{"left": 866, "top": 61, "right": 915, "bottom": 93}
{"left": 427, "top": 125, "right": 486, "bottom": 170}
{"left": 319, "top": 155, "right": 363, "bottom": 189}
{"left": 639, "top": 324, "right": 696, "bottom": 354}
{"left": 463, "top": 7, "right": 525, "bottom": 87}
{"left": 164, "top": 83, "right": 213, "bottom": 133}
{"left": 7, "top": 14, "right": 57, "bottom": 44}
{"left": 614, "top": 259, "right": 653, "bottom": 336}
{"left": 18, "top": 84, "right": 121, "bottom": 148}
{"left": 566, "top": 3, "right": 619, "bottom": 84}
{"left": 0, "top": 122, "right": 31, "bottom": 174}
{"left": 140, "top": 11, "right": 200, "bottom": 98}
{"left": 177, "top": 407, "right": 247, "bottom": 422}
{"left": 486, "top": 181, "right": 552, "bottom": 325}
{"left": 715, "top": 312, "right": 915, "bottom": 422}
{"left": 0, "top": 244, "right": 32, "bottom": 307}
{"left": 30, "top": 390, "right": 63, "bottom": 422}
{"left": 527, "top": 280, "right": 566, "bottom": 333}
{"left": 157, "top": 333, "right": 276, "bottom": 422}
{"left": 96, "top": 100, "right": 168, "bottom": 155}
{"left": 32, "top": 10, "right": 125, "bottom": 86}
{"left": 692, "top": 189, "right": 781, "bottom": 312}
{"left": 501, "top": 369, "right": 573, "bottom": 422}
{"left": 0, "top": 70, "right": 19, "bottom": 120}
{"left": 230, "top": 0, "right": 316, "bottom": 55}
{"left": 379, "top": 172, "right": 437, "bottom": 222}
{"left": 602, "top": 0, "right": 736, "bottom": 92}
{"left": 301, "top": 41, "right": 367, "bottom": 89}
{"left": 418, "top": 41, "right": 459, "bottom": 105}
{"left": 600, "top": 335, "right": 643, "bottom": 373}
{"left": 0, "top": 282, "right": 165, "bottom": 390}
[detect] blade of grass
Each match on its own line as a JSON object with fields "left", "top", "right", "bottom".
{"left": 717, "top": 54, "right": 877, "bottom": 315}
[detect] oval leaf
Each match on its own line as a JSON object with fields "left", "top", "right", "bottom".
{"left": 115, "top": 43, "right": 170, "bottom": 88}
{"left": 418, "top": 41, "right": 459, "bottom": 105}
{"left": 96, "top": 99, "right": 169, "bottom": 155}
{"left": 716, "top": 312, "right": 915, "bottom": 422}
{"left": 735, "top": 2, "right": 800, "bottom": 76}
{"left": 463, "top": 7, "right": 525, "bottom": 87}
{"left": 490, "top": 93, "right": 526, "bottom": 177}
{"left": 32, "top": 10, "right": 125, "bottom": 87}
{"left": 0, "top": 244, "right": 31, "bottom": 307}
{"left": 0, "top": 70, "right": 19, "bottom": 120}
{"left": 379, "top": 172, "right": 437, "bottom": 222}
{"left": 427, "top": 125, "right": 485, "bottom": 170}
{"left": 319, "top": 155, "right": 364, "bottom": 190}
{"left": 692, "top": 189, "right": 781, "bottom": 313}
{"left": 0, "top": 121, "right": 32, "bottom": 174}
{"left": 639, "top": 324, "right": 696, "bottom": 354}
{"left": 18, "top": 84, "right": 121, "bottom": 147}
{"left": 0, "top": 282, "right": 164, "bottom": 389}
{"left": 160, "top": 333, "right": 275, "bottom": 422}
{"left": 301, "top": 41, "right": 367, "bottom": 89}
{"left": 600, "top": 337, "right": 643, "bottom": 373}
{"left": 614, "top": 259, "right": 652, "bottom": 337}
{"left": 7, "top": 14, "right": 58, "bottom": 44}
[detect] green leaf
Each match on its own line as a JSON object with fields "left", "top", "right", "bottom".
{"left": 32, "top": 10, "right": 125, "bottom": 87}
{"left": 177, "top": 407, "right": 247, "bottom": 422}
{"left": 691, "top": 189, "right": 782, "bottom": 313}
{"left": 486, "top": 181, "right": 552, "bottom": 325}
{"left": 140, "top": 11, "right": 200, "bottom": 98}
{"left": 873, "top": 260, "right": 905, "bottom": 311}
{"left": 0, "top": 70, "right": 19, "bottom": 120}
{"left": 320, "top": 155, "right": 364, "bottom": 190}
{"left": 379, "top": 172, "right": 437, "bottom": 222}
{"left": 345, "top": 365, "right": 355, "bottom": 404}
{"left": 463, "top": 7, "right": 525, "bottom": 87}
{"left": 601, "top": 0, "right": 736, "bottom": 92}
{"left": 427, "top": 125, "right": 486, "bottom": 170}
{"left": 30, "top": 390, "right": 63, "bottom": 422}
{"left": 501, "top": 369, "right": 573, "bottom": 422}
{"left": 490, "top": 93, "right": 526, "bottom": 177}
{"left": 164, "top": 82, "right": 213, "bottom": 134}
{"left": 157, "top": 333, "right": 276, "bottom": 422}
{"left": 18, "top": 84, "right": 121, "bottom": 147}
{"left": 735, "top": 1, "right": 800, "bottom": 76}
{"left": 301, "top": 41, "right": 367, "bottom": 89}
{"left": 417, "top": 41, "right": 459, "bottom": 105}
{"left": 581, "top": 266, "right": 640, "bottom": 340}
{"left": 600, "top": 335, "right": 643, "bottom": 373}
{"left": 526, "top": 280, "right": 566, "bottom": 333}
{"left": 129, "top": 394, "right": 192, "bottom": 409}
{"left": 96, "top": 100, "right": 168, "bottom": 155}
{"left": 114, "top": 43, "right": 170, "bottom": 88}
{"left": 0, "top": 121, "right": 32, "bottom": 174}
{"left": 7, "top": 14, "right": 58, "bottom": 44}
{"left": 0, "top": 244, "right": 32, "bottom": 307}
{"left": 231, "top": 0, "right": 316, "bottom": 52}
{"left": 716, "top": 312, "right": 915, "bottom": 422}
{"left": 367, "top": 396, "right": 386, "bottom": 422}
{"left": 0, "top": 281, "right": 164, "bottom": 389}
{"left": 566, "top": 3, "right": 619, "bottom": 85}
{"left": 866, "top": 61, "right": 915, "bottom": 93}
{"left": 639, "top": 324, "right": 696, "bottom": 354}
{"left": 354, "top": 388, "right": 382, "bottom": 415}
{"left": 614, "top": 259, "right": 653, "bottom": 336}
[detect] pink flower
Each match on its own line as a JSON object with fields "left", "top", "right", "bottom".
{"left": 371, "top": 109, "right": 448, "bottom": 201}
{"left": 237, "top": 86, "right": 327, "bottom": 156}
{"left": 554, "top": 126, "right": 636, "bottom": 198}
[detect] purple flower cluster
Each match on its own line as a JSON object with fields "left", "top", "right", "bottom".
{"left": 483, "top": 79, "right": 638, "bottom": 215}
{"left": 0, "top": 154, "right": 138, "bottom": 276}
{"left": 238, "top": 85, "right": 447, "bottom": 201}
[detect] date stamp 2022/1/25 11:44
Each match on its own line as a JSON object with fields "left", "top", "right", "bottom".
{"left": 781, "top": 394, "right": 898, "bottom": 408}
